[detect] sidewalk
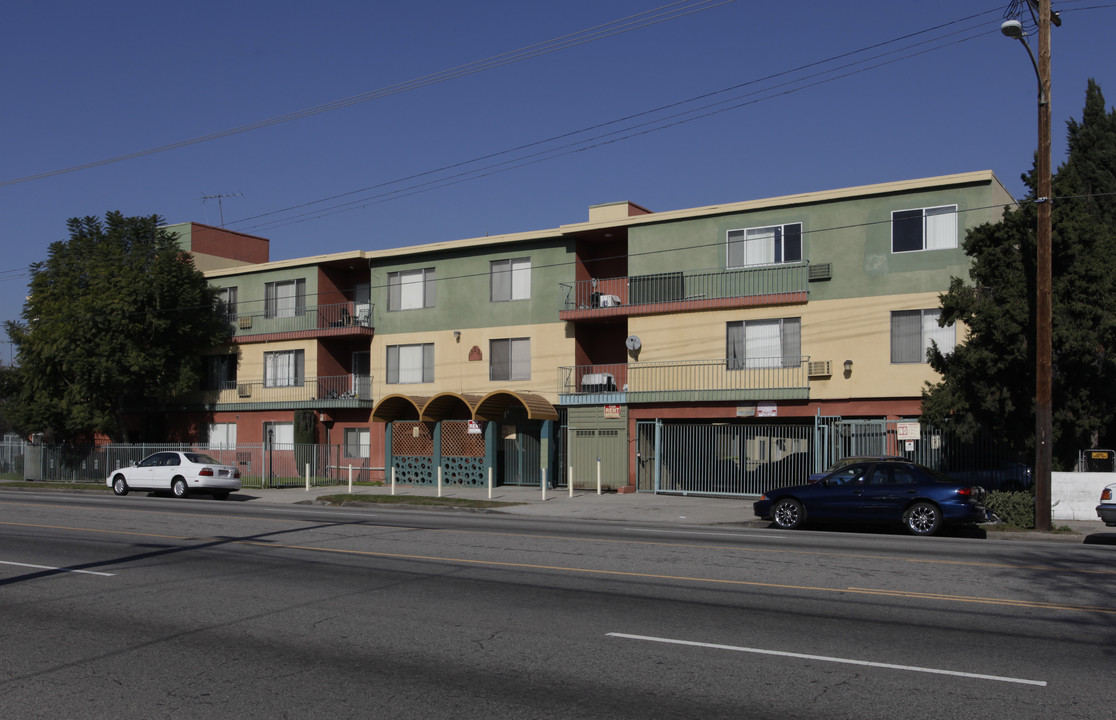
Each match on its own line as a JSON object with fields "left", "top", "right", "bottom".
{"left": 238, "top": 482, "right": 1115, "bottom": 542}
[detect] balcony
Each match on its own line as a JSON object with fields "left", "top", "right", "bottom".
{"left": 558, "top": 263, "right": 809, "bottom": 320}
{"left": 558, "top": 358, "right": 810, "bottom": 405}
{"left": 203, "top": 375, "right": 374, "bottom": 410}
{"left": 227, "top": 302, "right": 374, "bottom": 343}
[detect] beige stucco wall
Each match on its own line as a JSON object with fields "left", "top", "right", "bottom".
{"left": 370, "top": 322, "right": 572, "bottom": 402}
{"left": 627, "top": 291, "right": 957, "bottom": 400}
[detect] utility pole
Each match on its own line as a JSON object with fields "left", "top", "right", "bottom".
{"left": 1034, "top": 0, "right": 1057, "bottom": 532}
{"left": 200, "top": 192, "right": 244, "bottom": 227}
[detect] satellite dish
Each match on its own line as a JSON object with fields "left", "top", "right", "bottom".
{"left": 625, "top": 335, "right": 642, "bottom": 352}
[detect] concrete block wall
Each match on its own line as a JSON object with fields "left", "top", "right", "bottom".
{"left": 1051, "top": 471, "right": 1115, "bottom": 522}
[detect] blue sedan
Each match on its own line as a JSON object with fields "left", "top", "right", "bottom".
{"left": 754, "top": 460, "right": 988, "bottom": 536}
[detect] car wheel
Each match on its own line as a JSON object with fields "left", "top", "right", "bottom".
{"left": 904, "top": 501, "right": 942, "bottom": 536}
{"left": 171, "top": 478, "right": 189, "bottom": 498}
{"left": 212, "top": 491, "right": 230, "bottom": 500}
{"left": 771, "top": 498, "right": 804, "bottom": 530}
{"left": 112, "top": 476, "right": 129, "bottom": 496}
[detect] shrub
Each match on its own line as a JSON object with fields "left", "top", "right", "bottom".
{"left": 985, "top": 490, "right": 1035, "bottom": 529}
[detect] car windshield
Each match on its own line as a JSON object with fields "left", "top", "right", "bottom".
{"left": 184, "top": 453, "right": 221, "bottom": 465}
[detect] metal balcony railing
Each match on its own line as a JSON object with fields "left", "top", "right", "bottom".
{"left": 558, "top": 263, "right": 808, "bottom": 318}
{"left": 226, "top": 301, "right": 373, "bottom": 338}
{"left": 208, "top": 374, "right": 373, "bottom": 407}
{"left": 558, "top": 358, "right": 810, "bottom": 403}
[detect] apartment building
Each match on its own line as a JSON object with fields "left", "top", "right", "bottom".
{"left": 178, "top": 171, "right": 1014, "bottom": 495}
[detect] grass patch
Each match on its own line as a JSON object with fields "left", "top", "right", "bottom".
{"left": 316, "top": 493, "right": 523, "bottom": 509}
{"left": 0, "top": 481, "right": 109, "bottom": 491}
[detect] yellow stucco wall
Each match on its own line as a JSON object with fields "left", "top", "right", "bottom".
{"left": 627, "top": 291, "right": 957, "bottom": 399}
{"left": 371, "top": 322, "right": 572, "bottom": 402}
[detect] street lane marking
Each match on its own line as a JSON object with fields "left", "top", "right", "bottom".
{"left": 607, "top": 633, "right": 1047, "bottom": 687}
{"left": 0, "top": 560, "right": 114, "bottom": 577}
{"left": 8, "top": 500, "right": 1116, "bottom": 580}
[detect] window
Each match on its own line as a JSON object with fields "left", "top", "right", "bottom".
{"left": 727, "top": 318, "right": 801, "bottom": 369}
{"left": 204, "top": 354, "right": 237, "bottom": 391}
{"left": 892, "top": 205, "right": 958, "bottom": 252}
{"left": 727, "top": 223, "right": 802, "bottom": 268}
{"left": 265, "top": 279, "right": 306, "bottom": 318}
{"left": 217, "top": 286, "right": 238, "bottom": 320}
{"left": 491, "top": 258, "right": 531, "bottom": 301}
{"left": 490, "top": 338, "right": 531, "bottom": 381}
{"left": 345, "top": 428, "right": 370, "bottom": 458}
{"left": 263, "top": 422, "right": 294, "bottom": 449}
{"left": 386, "top": 343, "right": 434, "bottom": 384}
{"left": 207, "top": 423, "right": 237, "bottom": 449}
{"left": 891, "top": 309, "right": 955, "bottom": 363}
{"left": 264, "top": 350, "right": 304, "bottom": 387}
{"left": 387, "top": 268, "right": 436, "bottom": 311}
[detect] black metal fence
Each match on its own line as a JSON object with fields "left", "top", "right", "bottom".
{"left": 8, "top": 441, "right": 383, "bottom": 488}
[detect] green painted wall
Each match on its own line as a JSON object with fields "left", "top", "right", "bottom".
{"left": 371, "top": 238, "right": 573, "bottom": 334}
{"left": 625, "top": 178, "right": 1013, "bottom": 302}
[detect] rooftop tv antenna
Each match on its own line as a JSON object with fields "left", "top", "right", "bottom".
{"left": 200, "top": 192, "right": 244, "bottom": 227}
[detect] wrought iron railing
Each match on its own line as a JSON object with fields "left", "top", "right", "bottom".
{"left": 225, "top": 301, "right": 373, "bottom": 337}
{"left": 212, "top": 374, "right": 373, "bottom": 404}
{"left": 558, "top": 263, "right": 808, "bottom": 314}
{"left": 558, "top": 358, "right": 809, "bottom": 401}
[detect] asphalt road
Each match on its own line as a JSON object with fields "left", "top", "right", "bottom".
{"left": 2, "top": 490, "right": 1114, "bottom": 719}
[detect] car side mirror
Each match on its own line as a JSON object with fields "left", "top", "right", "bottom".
{"left": 132, "top": 460, "right": 139, "bottom": 467}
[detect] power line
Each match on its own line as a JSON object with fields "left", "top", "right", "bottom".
{"left": 0, "top": 1, "right": 735, "bottom": 188}
{"left": 232, "top": 9, "right": 1007, "bottom": 232}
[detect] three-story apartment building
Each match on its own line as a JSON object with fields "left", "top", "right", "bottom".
{"left": 173, "top": 171, "right": 1013, "bottom": 495}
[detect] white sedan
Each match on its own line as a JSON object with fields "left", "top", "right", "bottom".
{"left": 108, "top": 451, "right": 241, "bottom": 499}
{"left": 1098, "top": 483, "right": 1116, "bottom": 526}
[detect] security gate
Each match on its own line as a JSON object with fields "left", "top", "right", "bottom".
{"left": 643, "top": 420, "right": 812, "bottom": 496}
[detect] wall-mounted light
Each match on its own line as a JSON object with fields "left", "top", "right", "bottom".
{"left": 453, "top": 330, "right": 461, "bottom": 342}
{"left": 843, "top": 359, "right": 853, "bottom": 373}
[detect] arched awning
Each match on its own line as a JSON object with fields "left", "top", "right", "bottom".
{"left": 371, "top": 394, "right": 429, "bottom": 422}
{"left": 474, "top": 391, "right": 560, "bottom": 422}
{"left": 421, "top": 393, "right": 483, "bottom": 421}
{"left": 372, "top": 391, "right": 559, "bottom": 423}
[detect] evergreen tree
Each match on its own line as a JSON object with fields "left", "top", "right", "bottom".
{"left": 923, "top": 80, "right": 1116, "bottom": 467}
{"left": 4, "top": 212, "right": 228, "bottom": 443}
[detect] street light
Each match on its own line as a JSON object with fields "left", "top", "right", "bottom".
{"left": 1001, "top": 3, "right": 1057, "bottom": 532}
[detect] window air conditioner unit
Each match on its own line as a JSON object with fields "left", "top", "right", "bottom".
{"left": 238, "top": 316, "right": 253, "bottom": 329}
{"left": 807, "top": 361, "right": 832, "bottom": 377}
{"left": 808, "top": 263, "right": 832, "bottom": 281}
{"left": 237, "top": 384, "right": 252, "bottom": 398}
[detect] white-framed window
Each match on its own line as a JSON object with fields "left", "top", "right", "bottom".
{"left": 264, "top": 279, "right": 306, "bottom": 318}
{"left": 387, "top": 268, "right": 436, "bottom": 311}
{"left": 891, "top": 309, "right": 955, "bottom": 363}
{"left": 386, "top": 343, "right": 434, "bottom": 384}
{"left": 891, "top": 205, "right": 958, "bottom": 253}
{"left": 491, "top": 258, "right": 531, "bottom": 301}
{"left": 203, "top": 354, "right": 238, "bottom": 391}
{"left": 344, "top": 427, "right": 370, "bottom": 458}
{"left": 727, "top": 318, "right": 801, "bottom": 370}
{"left": 264, "top": 350, "right": 304, "bottom": 387}
{"left": 490, "top": 338, "right": 531, "bottom": 381}
{"left": 207, "top": 423, "right": 237, "bottom": 449}
{"left": 263, "top": 421, "right": 294, "bottom": 450}
{"left": 727, "top": 223, "right": 802, "bottom": 268}
{"left": 217, "top": 286, "right": 238, "bottom": 319}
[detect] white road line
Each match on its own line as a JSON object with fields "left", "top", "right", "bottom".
{"left": 625, "top": 528, "right": 789, "bottom": 539}
{"left": 607, "top": 633, "right": 1046, "bottom": 687}
{"left": 0, "top": 560, "right": 114, "bottom": 577}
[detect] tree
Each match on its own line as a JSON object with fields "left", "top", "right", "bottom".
{"left": 4, "top": 212, "right": 229, "bottom": 443}
{"left": 923, "top": 80, "right": 1116, "bottom": 468}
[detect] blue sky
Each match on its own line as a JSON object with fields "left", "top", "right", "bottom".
{"left": 3, "top": 0, "right": 1115, "bottom": 360}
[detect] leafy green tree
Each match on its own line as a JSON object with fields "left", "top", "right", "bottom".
{"left": 923, "top": 80, "right": 1116, "bottom": 467}
{"left": 4, "top": 212, "right": 229, "bottom": 443}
